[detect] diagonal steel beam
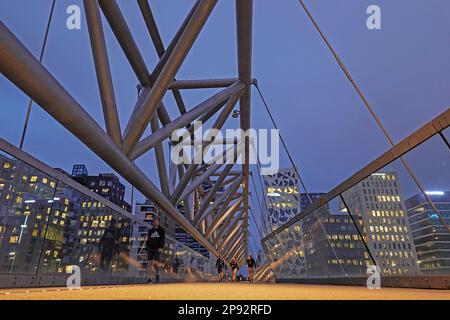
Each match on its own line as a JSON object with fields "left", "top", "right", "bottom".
{"left": 137, "top": 0, "right": 189, "bottom": 116}
{"left": 98, "top": 0, "right": 150, "bottom": 85}
{"left": 226, "top": 241, "right": 244, "bottom": 261}
{"left": 129, "top": 81, "right": 244, "bottom": 160}
{"left": 205, "top": 198, "right": 243, "bottom": 239}
{"left": 224, "top": 233, "right": 244, "bottom": 259}
{"left": 194, "top": 175, "right": 243, "bottom": 227}
{"left": 194, "top": 164, "right": 234, "bottom": 218}
{"left": 122, "top": 0, "right": 218, "bottom": 154}
{"left": 177, "top": 163, "right": 223, "bottom": 204}
{"left": 170, "top": 91, "right": 243, "bottom": 205}
{"left": 98, "top": 0, "right": 171, "bottom": 128}
{"left": 149, "top": 0, "right": 201, "bottom": 84}
{"left": 213, "top": 208, "right": 244, "bottom": 244}
{"left": 84, "top": 0, "right": 122, "bottom": 146}
{"left": 150, "top": 115, "right": 170, "bottom": 196}
{"left": 0, "top": 21, "right": 222, "bottom": 259}
{"left": 234, "top": 245, "right": 246, "bottom": 261}
{"left": 173, "top": 145, "right": 239, "bottom": 207}
{"left": 218, "top": 222, "right": 242, "bottom": 252}
{"left": 170, "top": 138, "right": 240, "bottom": 206}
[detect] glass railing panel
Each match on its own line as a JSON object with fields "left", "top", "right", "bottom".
{"left": 284, "top": 224, "right": 309, "bottom": 279}
{"left": 36, "top": 181, "right": 132, "bottom": 277}
{"left": 0, "top": 150, "right": 58, "bottom": 275}
{"left": 289, "top": 219, "right": 328, "bottom": 278}
{"left": 400, "top": 134, "right": 450, "bottom": 275}
{"left": 271, "top": 228, "right": 297, "bottom": 279}
{"left": 303, "top": 208, "right": 344, "bottom": 277}
{"left": 443, "top": 128, "right": 450, "bottom": 144}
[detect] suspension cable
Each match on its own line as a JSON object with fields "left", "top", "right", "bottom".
{"left": 19, "top": 0, "right": 56, "bottom": 149}
{"left": 297, "top": 0, "right": 450, "bottom": 233}
{"left": 253, "top": 83, "right": 313, "bottom": 205}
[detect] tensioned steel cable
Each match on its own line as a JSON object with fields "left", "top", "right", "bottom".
{"left": 250, "top": 172, "right": 271, "bottom": 235}
{"left": 248, "top": 193, "right": 265, "bottom": 238}
{"left": 297, "top": 0, "right": 450, "bottom": 233}
{"left": 19, "top": 0, "right": 56, "bottom": 149}
{"left": 253, "top": 83, "right": 313, "bottom": 205}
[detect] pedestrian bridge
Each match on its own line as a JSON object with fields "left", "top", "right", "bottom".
{"left": 0, "top": 0, "right": 449, "bottom": 299}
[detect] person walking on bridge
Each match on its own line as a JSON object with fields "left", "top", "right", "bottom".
{"left": 145, "top": 217, "right": 165, "bottom": 283}
{"left": 230, "top": 258, "right": 239, "bottom": 283}
{"left": 246, "top": 254, "right": 257, "bottom": 283}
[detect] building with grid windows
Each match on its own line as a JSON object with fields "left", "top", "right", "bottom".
{"left": 343, "top": 172, "right": 420, "bottom": 276}
{"left": 71, "top": 165, "right": 131, "bottom": 212}
{"left": 406, "top": 191, "right": 450, "bottom": 275}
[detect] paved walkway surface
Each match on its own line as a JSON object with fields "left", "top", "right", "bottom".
{"left": 1, "top": 283, "right": 450, "bottom": 300}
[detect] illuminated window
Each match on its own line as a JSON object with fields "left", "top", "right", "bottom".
{"left": 9, "top": 236, "right": 19, "bottom": 244}
{"left": 3, "top": 162, "right": 11, "bottom": 169}
{"left": 30, "top": 176, "right": 38, "bottom": 182}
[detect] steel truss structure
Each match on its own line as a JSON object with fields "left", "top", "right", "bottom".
{"left": 0, "top": 0, "right": 253, "bottom": 261}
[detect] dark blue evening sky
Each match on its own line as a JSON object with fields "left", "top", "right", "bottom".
{"left": 1, "top": 0, "right": 449, "bottom": 208}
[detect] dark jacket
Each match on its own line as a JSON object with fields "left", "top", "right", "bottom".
{"left": 230, "top": 261, "right": 239, "bottom": 270}
{"left": 216, "top": 258, "right": 224, "bottom": 270}
{"left": 100, "top": 225, "right": 118, "bottom": 251}
{"left": 146, "top": 226, "right": 166, "bottom": 249}
{"left": 246, "top": 257, "right": 257, "bottom": 268}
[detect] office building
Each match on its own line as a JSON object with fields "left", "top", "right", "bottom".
{"left": 406, "top": 191, "right": 450, "bottom": 275}
{"left": 263, "top": 167, "right": 301, "bottom": 230}
{"left": 71, "top": 165, "right": 131, "bottom": 212}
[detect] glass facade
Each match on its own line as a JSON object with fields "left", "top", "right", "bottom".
{"left": 0, "top": 149, "right": 214, "bottom": 283}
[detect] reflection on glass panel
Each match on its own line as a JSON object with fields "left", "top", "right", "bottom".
{"left": 400, "top": 134, "right": 450, "bottom": 275}
{"left": 272, "top": 229, "right": 295, "bottom": 279}
{"left": 442, "top": 128, "right": 450, "bottom": 147}
{"left": 0, "top": 148, "right": 214, "bottom": 283}
{"left": 295, "top": 219, "right": 328, "bottom": 278}
{"left": 304, "top": 210, "right": 344, "bottom": 277}
{"left": 320, "top": 197, "right": 372, "bottom": 277}
{"left": 36, "top": 182, "right": 133, "bottom": 276}
{"left": 286, "top": 225, "right": 308, "bottom": 279}
{"left": 0, "top": 150, "right": 58, "bottom": 274}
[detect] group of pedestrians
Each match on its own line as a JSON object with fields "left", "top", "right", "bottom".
{"left": 100, "top": 216, "right": 259, "bottom": 285}
{"left": 216, "top": 254, "right": 258, "bottom": 283}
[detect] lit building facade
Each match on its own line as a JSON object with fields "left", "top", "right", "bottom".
{"left": 343, "top": 172, "right": 420, "bottom": 276}
{"left": 71, "top": 165, "right": 131, "bottom": 212}
{"left": 406, "top": 191, "right": 450, "bottom": 275}
{"left": 263, "top": 168, "right": 301, "bottom": 230}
